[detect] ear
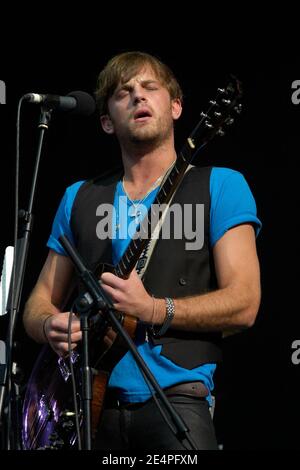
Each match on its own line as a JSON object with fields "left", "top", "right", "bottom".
{"left": 100, "top": 114, "right": 115, "bottom": 134}
{"left": 171, "top": 98, "right": 182, "bottom": 121}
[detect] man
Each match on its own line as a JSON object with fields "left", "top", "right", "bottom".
{"left": 23, "top": 51, "right": 261, "bottom": 450}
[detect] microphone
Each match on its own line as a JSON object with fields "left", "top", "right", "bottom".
{"left": 23, "top": 90, "right": 96, "bottom": 116}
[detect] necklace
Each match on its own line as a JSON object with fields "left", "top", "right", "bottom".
{"left": 115, "top": 159, "right": 176, "bottom": 233}
{"left": 122, "top": 175, "right": 162, "bottom": 219}
{"left": 122, "top": 159, "right": 176, "bottom": 219}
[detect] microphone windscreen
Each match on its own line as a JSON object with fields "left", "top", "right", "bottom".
{"left": 67, "top": 90, "right": 96, "bottom": 116}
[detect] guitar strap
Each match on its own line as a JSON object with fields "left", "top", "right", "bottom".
{"left": 135, "top": 164, "right": 194, "bottom": 280}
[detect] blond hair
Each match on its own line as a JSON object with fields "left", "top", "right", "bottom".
{"left": 95, "top": 51, "right": 183, "bottom": 115}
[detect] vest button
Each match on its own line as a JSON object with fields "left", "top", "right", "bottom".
{"left": 179, "top": 277, "right": 187, "bottom": 286}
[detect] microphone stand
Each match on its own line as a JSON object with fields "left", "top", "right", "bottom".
{"left": 59, "top": 234, "right": 194, "bottom": 451}
{"left": 0, "top": 106, "right": 53, "bottom": 450}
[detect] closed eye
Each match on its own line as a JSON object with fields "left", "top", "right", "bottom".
{"left": 143, "top": 81, "right": 159, "bottom": 91}
{"left": 115, "top": 87, "right": 131, "bottom": 99}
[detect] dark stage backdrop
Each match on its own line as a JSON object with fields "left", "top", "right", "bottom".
{"left": 1, "top": 41, "right": 299, "bottom": 450}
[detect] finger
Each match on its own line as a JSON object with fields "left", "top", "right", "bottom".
{"left": 70, "top": 331, "right": 82, "bottom": 342}
{"left": 101, "top": 272, "right": 124, "bottom": 289}
{"left": 48, "top": 331, "right": 82, "bottom": 343}
{"left": 100, "top": 283, "right": 123, "bottom": 303}
{"left": 130, "top": 269, "right": 139, "bottom": 279}
{"left": 50, "top": 316, "right": 81, "bottom": 333}
{"left": 54, "top": 342, "right": 78, "bottom": 356}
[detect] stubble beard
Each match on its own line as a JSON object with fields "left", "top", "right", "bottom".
{"left": 128, "top": 114, "right": 173, "bottom": 147}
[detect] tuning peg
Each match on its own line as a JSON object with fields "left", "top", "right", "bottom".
{"left": 214, "top": 111, "right": 222, "bottom": 118}
{"left": 234, "top": 104, "right": 243, "bottom": 114}
{"left": 209, "top": 100, "right": 218, "bottom": 106}
{"left": 225, "top": 117, "right": 234, "bottom": 125}
{"left": 205, "top": 120, "right": 213, "bottom": 129}
{"left": 200, "top": 112, "right": 208, "bottom": 118}
{"left": 217, "top": 88, "right": 226, "bottom": 94}
{"left": 217, "top": 128, "right": 225, "bottom": 136}
{"left": 222, "top": 99, "right": 231, "bottom": 105}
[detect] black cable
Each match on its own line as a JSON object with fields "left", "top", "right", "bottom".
{"left": 5, "top": 97, "right": 25, "bottom": 448}
{"left": 67, "top": 306, "right": 82, "bottom": 450}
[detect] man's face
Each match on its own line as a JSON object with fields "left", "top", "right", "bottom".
{"left": 101, "top": 65, "right": 181, "bottom": 146}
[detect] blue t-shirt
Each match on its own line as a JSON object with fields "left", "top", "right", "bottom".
{"left": 47, "top": 167, "right": 261, "bottom": 403}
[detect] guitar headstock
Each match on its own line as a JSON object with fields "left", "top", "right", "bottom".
{"left": 188, "top": 75, "right": 243, "bottom": 151}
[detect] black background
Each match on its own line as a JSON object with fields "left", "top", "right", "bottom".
{"left": 1, "top": 16, "right": 299, "bottom": 450}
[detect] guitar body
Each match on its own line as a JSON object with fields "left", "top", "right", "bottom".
{"left": 22, "top": 344, "right": 78, "bottom": 450}
{"left": 22, "top": 263, "right": 137, "bottom": 450}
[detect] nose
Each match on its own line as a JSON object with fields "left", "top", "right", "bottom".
{"left": 132, "top": 85, "right": 147, "bottom": 104}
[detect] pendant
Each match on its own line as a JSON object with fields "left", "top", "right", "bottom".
{"left": 129, "top": 207, "right": 141, "bottom": 218}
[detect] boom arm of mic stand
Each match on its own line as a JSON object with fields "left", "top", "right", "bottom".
{"left": 58, "top": 234, "right": 195, "bottom": 450}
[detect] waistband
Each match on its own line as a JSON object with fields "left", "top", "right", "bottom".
{"left": 105, "top": 381, "right": 209, "bottom": 408}
{"left": 164, "top": 381, "right": 209, "bottom": 398}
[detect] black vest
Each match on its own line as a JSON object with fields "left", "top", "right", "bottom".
{"left": 70, "top": 165, "right": 222, "bottom": 369}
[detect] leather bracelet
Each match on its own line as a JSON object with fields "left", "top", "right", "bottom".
{"left": 150, "top": 297, "right": 175, "bottom": 338}
{"left": 42, "top": 314, "right": 53, "bottom": 342}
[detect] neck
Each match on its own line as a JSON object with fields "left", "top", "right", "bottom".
{"left": 120, "top": 137, "right": 177, "bottom": 199}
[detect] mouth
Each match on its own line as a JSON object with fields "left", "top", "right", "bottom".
{"left": 133, "top": 108, "right": 152, "bottom": 122}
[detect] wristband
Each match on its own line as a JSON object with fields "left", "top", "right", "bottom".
{"left": 42, "top": 314, "right": 53, "bottom": 341}
{"left": 150, "top": 297, "right": 175, "bottom": 338}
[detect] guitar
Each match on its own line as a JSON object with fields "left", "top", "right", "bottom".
{"left": 22, "top": 77, "right": 243, "bottom": 450}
